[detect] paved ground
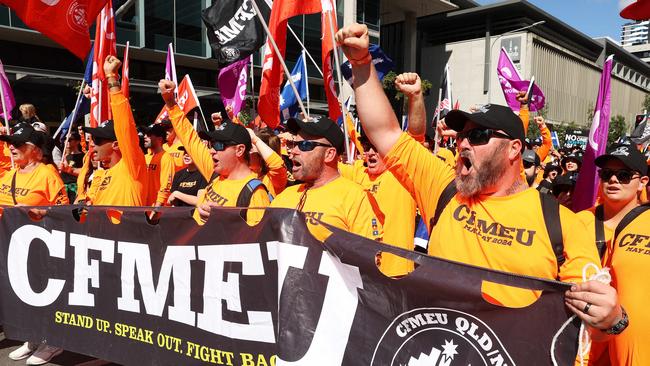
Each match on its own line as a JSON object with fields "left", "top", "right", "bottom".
{"left": 0, "top": 331, "right": 119, "bottom": 366}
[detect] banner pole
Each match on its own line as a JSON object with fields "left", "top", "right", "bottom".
{"left": 250, "top": 0, "right": 309, "bottom": 119}
{"left": 54, "top": 80, "right": 85, "bottom": 140}
{"left": 325, "top": 10, "right": 353, "bottom": 163}
{"left": 287, "top": 25, "right": 323, "bottom": 77}
{"left": 303, "top": 49, "right": 310, "bottom": 115}
{"left": 60, "top": 80, "right": 87, "bottom": 168}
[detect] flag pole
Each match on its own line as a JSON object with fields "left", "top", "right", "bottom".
{"left": 54, "top": 80, "right": 85, "bottom": 139}
{"left": 433, "top": 82, "right": 443, "bottom": 154}
{"left": 249, "top": 54, "right": 256, "bottom": 113}
{"left": 250, "top": 0, "right": 309, "bottom": 119}
{"left": 325, "top": 9, "right": 353, "bottom": 163}
{"left": 0, "top": 72, "right": 14, "bottom": 168}
{"left": 287, "top": 25, "right": 323, "bottom": 77}
{"left": 303, "top": 49, "right": 310, "bottom": 115}
{"left": 60, "top": 80, "right": 87, "bottom": 168}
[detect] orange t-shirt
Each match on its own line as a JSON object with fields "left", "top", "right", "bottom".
{"left": 0, "top": 163, "right": 68, "bottom": 205}
{"left": 93, "top": 91, "right": 147, "bottom": 206}
{"left": 144, "top": 150, "right": 174, "bottom": 205}
{"left": 260, "top": 152, "right": 287, "bottom": 197}
{"left": 384, "top": 133, "right": 600, "bottom": 306}
{"left": 163, "top": 141, "right": 186, "bottom": 172}
{"left": 0, "top": 142, "right": 12, "bottom": 172}
{"left": 339, "top": 160, "right": 416, "bottom": 277}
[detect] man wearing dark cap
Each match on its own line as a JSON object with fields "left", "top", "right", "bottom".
{"left": 537, "top": 164, "right": 562, "bottom": 194}
{"left": 561, "top": 152, "right": 582, "bottom": 180}
{"left": 144, "top": 124, "right": 174, "bottom": 206}
{"left": 522, "top": 149, "right": 541, "bottom": 187}
{"left": 80, "top": 55, "right": 147, "bottom": 206}
{"left": 338, "top": 22, "right": 625, "bottom": 337}
{"left": 270, "top": 116, "right": 383, "bottom": 243}
{"left": 159, "top": 79, "right": 270, "bottom": 223}
{"left": 576, "top": 145, "right": 649, "bottom": 364}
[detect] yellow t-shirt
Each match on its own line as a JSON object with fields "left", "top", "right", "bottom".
{"left": 163, "top": 141, "right": 186, "bottom": 172}
{"left": 435, "top": 147, "right": 457, "bottom": 168}
{"left": 270, "top": 176, "right": 383, "bottom": 243}
{"left": 145, "top": 151, "right": 174, "bottom": 205}
{"left": 597, "top": 209, "right": 650, "bottom": 366}
{"left": 93, "top": 91, "right": 147, "bottom": 206}
{"left": 0, "top": 163, "right": 68, "bottom": 205}
{"left": 339, "top": 160, "right": 416, "bottom": 277}
{"left": 196, "top": 172, "right": 270, "bottom": 224}
{"left": 384, "top": 132, "right": 600, "bottom": 306}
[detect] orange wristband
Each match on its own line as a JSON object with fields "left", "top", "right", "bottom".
{"left": 348, "top": 53, "right": 372, "bottom": 66}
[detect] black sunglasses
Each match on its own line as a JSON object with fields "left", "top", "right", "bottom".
{"left": 286, "top": 140, "right": 333, "bottom": 152}
{"left": 211, "top": 141, "right": 239, "bottom": 151}
{"left": 523, "top": 161, "right": 535, "bottom": 169}
{"left": 457, "top": 128, "right": 513, "bottom": 146}
{"left": 598, "top": 169, "right": 640, "bottom": 184}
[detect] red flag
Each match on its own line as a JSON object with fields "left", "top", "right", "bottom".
{"left": 453, "top": 100, "right": 460, "bottom": 110}
{"left": 90, "top": 0, "right": 116, "bottom": 127}
{"left": 155, "top": 107, "right": 169, "bottom": 124}
{"left": 122, "top": 41, "right": 130, "bottom": 99}
{"left": 258, "top": 0, "right": 321, "bottom": 128}
{"left": 2, "top": 0, "right": 108, "bottom": 60}
{"left": 177, "top": 75, "right": 200, "bottom": 115}
{"left": 321, "top": 0, "right": 341, "bottom": 122}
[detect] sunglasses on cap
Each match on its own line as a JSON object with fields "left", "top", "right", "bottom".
{"left": 286, "top": 139, "right": 333, "bottom": 152}
{"left": 598, "top": 169, "right": 640, "bottom": 184}
{"left": 457, "top": 128, "right": 513, "bottom": 146}
{"left": 210, "top": 140, "right": 240, "bottom": 151}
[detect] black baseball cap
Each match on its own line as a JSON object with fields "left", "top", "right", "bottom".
{"left": 0, "top": 123, "right": 47, "bottom": 148}
{"left": 145, "top": 124, "right": 167, "bottom": 138}
{"left": 561, "top": 153, "right": 582, "bottom": 169}
{"left": 82, "top": 120, "right": 117, "bottom": 141}
{"left": 199, "top": 122, "right": 251, "bottom": 149}
{"left": 287, "top": 116, "right": 344, "bottom": 154}
{"left": 445, "top": 104, "right": 525, "bottom": 145}
{"left": 595, "top": 144, "right": 648, "bottom": 176}
{"left": 544, "top": 164, "right": 562, "bottom": 176}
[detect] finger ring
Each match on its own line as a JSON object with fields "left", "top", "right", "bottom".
{"left": 583, "top": 303, "right": 592, "bottom": 314}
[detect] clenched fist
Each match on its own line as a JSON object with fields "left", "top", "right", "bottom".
{"left": 103, "top": 55, "right": 122, "bottom": 78}
{"left": 395, "top": 73, "right": 422, "bottom": 97}
{"left": 158, "top": 79, "right": 176, "bottom": 108}
{"left": 335, "top": 23, "right": 370, "bottom": 64}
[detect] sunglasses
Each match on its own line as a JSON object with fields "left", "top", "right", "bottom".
{"left": 286, "top": 140, "right": 333, "bottom": 152}
{"left": 211, "top": 141, "right": 239, "bottom": 151}
{"left": 523, "top": 161, "right": 535, "bottom": 169}
{"left": 457, "top": 128, "right": 513, "bottom": 146}
{"left": 598, "top": 169, "right": 640, "bottom": 184}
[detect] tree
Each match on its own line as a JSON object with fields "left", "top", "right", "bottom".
{"left": 549, "top": 121, "right": 578, "bottom": 147}
{"left": 608, "top": 114, "right": 627, "bottom": 147}
{"left": 643, "top": 94, "right": 650, "bottom": 112}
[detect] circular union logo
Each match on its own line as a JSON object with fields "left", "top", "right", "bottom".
{"left": 67, "top": 1, "right": 88, "bottom": 35}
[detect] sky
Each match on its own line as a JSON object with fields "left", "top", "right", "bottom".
{"left": 475, "top": 0, "right": 626, "bottom": 42}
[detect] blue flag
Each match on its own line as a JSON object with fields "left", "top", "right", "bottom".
{"left": 341, "top": 44, "right": 394, "bottom": 86}
{"left": 279, "top": 54, "right": 308, "bottom": 121}
{"left": 55, "top": 96, "right": 90, "bottom": 141}
{"left": 551, "top": 131, "right": 560, "bottom": 150}
{"left": 84, "top": 45, "right": 94, "bottom": 85}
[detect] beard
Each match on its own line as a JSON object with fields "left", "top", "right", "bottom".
{"left": 455, "top": 140, "right": 509, "bottom": 199}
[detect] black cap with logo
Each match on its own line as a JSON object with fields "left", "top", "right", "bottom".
{"left": 0, "top": 123, "right": 47, "bottom": 148}
{"left": 595, "top": 144, "right": 648, "bottom": 176}
{"left": 82, "top": 120, "right": 117, "bottom": 141}
{"left": 199, "top": 121, "right": 251, "bottom": 149}
{"left": 145, "top": 124, "right": 168, "bottom": 138}
{"left": 445, "top": 104, "right": 525, "bottom": 145}
{"left": 287, "top": 116, "right": 345, "bottom": 154}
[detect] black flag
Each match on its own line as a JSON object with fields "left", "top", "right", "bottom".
{"left": 201, "top": 0, "right": 270, "bottom": 67}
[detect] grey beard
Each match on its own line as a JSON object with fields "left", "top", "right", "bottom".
{"left": 455, "top": 143, "right": 509, "bottom": 199}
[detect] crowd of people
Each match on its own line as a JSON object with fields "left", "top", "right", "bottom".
{"left": 0, "top": 23, "right": 648, "bottom": 365}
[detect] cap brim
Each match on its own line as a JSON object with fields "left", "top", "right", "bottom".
{"left": 82, "top": 126, "right": 116, "bottom": 140}
{"left": 445, "top": 110, "right": 499, "bottom": 132}
{"left": 0, "top": 134, "right": 26, "bottom": 145}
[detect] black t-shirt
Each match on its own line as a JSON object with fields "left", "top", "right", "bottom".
{"left": 170, "top": 168, "right": 208, "bottom": 206}
{"left": 61, "top": 152, "right": 85, "bottom": 184}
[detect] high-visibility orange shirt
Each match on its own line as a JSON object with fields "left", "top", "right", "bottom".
{"left": 260, "top": 152, "right": 287, "bottom": 197}
{"left": 0, "top": 142, "right": 12, "bottom": 172}
{"left": 0, "top": 163, "right": 68, "bottom": 205}
{"left": 144, "top": 150, "right": 174, "bottom": 205}
{"left": 166, "top": 105, "right": 270, "bottom": 224}
{"left": 271, "top": 176, "right": 383, "bottom": 243}
{"left": 384, "top": 133, "right": 600, "bottom": 306}
{"left": 93, "top": 91, "right": 147, "bottom": 206}
{"left": 163, "top": 141, "right": 186, "bottom": 172}
{"left": 339, "top": 160, "right": 416, "bottom": 277}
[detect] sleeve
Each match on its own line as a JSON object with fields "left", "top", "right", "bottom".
{"left": 407, "top": 130, "right": 426, "bottom": 143}
{"left": 263, "top": 152, "right": 288, "bottom": 196}
{"left": 519, "top": 106, "right": 530, "bottom": 134}
{"left": 110, "top": 91, "right": 146, "bottom": 180}
{"left": 337, "top": 160, "right": 365, "bottom": 183}
{"left": 156, "top": 153, "right": 175, "bottom": 205}
{"left": 167, "top": 105, "right": 214, "bottom": 182}
{"left": 75, "top": 153, "right": 91, "bottom": 202}
{"left": 246, "top": 186, "right": 271, "bottom": 225}
{"left": 537, "top": 125, "right": 552, "bottom": 162}
{"left": 47, "top": 171, "right": 70, "bottom": 205}
{"left": 383, "top": 132, "right": 455, "bottom": 228}
{"left": 557, "top": 207, "right": 601, "bottom": 283}
{"left": 0, "top": 142, "right": 12, "bottom": 172}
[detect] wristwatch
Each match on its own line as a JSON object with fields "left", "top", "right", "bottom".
{"left": 602, "top": 307, "right": 629, "bottom": 335}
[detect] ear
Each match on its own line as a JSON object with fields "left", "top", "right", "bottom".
{"left": 112, "top": 141, "right": 119, "bottom": 152}
{"left": 638, "top": 176, "right": 649, "bottom": 193}
{"left": 234, "top": 144, "right": 246, "bottom": 158}
{"left": 323, "top": 147, "right": 338, "bottom": 164}
{"left": 510, "top": 140, "right": 522, "bottom": 161}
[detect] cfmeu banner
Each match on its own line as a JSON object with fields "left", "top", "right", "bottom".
{"left": 0, "top": 207, "right": 580, "bottom": 365}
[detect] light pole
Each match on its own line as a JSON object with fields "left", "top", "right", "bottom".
{"left": 486, "top": 20, "right": 546, "bottom": 103}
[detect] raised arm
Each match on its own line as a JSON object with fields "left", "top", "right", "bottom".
{"left": 336, "top": 24, "right": 401, "bottom": 156}
{"left": 535, "top": 116, "right": 552, "bottom": 161}
{"left": 395, "top": 73, "right": 426, "bottom": 141}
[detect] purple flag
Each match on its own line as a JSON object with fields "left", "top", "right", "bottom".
{"left": 217, "top": 57, "right": 249, "bottom": 116}
{"left": 165, "top": 43, "right": 178, "bottom": 94}
{"left": 496, "top": 48, "right": 545, "bottom": 112}
{"left": 572, "top": 55, "right": 614, "bottom": 212}
{"left": 0, "top": 59, "right": 15, "bottom": 122}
